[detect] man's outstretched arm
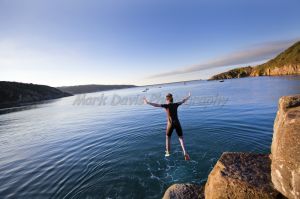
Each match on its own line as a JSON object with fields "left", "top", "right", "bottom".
{"left": 144, "top": 97, "right": 161, "bottom": 107}
{"left": 178, "top": 92, "right": 191, "bottom": 105}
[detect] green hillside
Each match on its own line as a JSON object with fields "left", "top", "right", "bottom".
{"left": 210, "top": 41, "right": 300, "bottom": 80}
{"left": 253, "top": 41, "right": 300, "bottom": 75}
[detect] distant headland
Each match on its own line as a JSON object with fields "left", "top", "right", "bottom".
{"left": 210, "top": 41, "right": 300, "bottom": 80}
{"left": 0, "top": 81, "right": 72, "bottom": 108}
{"left": 57, "top": 84, "right": 137, "bottom": 95}
{"left": 0, "top": 82, "right": 136, "bottom": 109}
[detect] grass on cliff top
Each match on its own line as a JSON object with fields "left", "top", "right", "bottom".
{"left": 256, "top": 41, "right": 300, "bottom": 71}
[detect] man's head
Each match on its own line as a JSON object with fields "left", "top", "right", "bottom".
{"left": 166, "top": 93, "right": 173, "bottom": 103}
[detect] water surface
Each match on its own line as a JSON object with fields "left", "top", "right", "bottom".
{"left": 0, "top": 76, "right": 299, "bottom": 198}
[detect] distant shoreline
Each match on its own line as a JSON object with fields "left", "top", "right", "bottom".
{"left": 57, "top": 84, "right": 137, "bottom": 95}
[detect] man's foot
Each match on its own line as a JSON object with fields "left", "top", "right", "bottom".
{"left": 165, "top": 151, "right": 170, "bottom": 157}
{"left": 184, "top": 153, "right": 190, "bottom": 161}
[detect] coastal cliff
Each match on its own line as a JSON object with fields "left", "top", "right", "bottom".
{"left": 210, "top": 41, "right": 300, "bottom": 80}
{"left": 209, "top": 66, "right": 253, "bottom": 80}
{"left": 163, "top": 94, "right": 300, "bottom": 199}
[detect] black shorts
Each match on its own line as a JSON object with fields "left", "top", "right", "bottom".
{"left": 166, "top": 120, "right": 183, "bottom": 137}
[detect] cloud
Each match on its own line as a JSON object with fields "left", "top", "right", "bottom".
{"left": 147, "top": 38, "right": 299, "bottom": 79}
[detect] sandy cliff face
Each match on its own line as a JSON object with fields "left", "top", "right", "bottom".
{"left": 210, "top": 64, "right": 300, "bottom": 80}
{"left": 251, "top": 64, "right": 300, "bottom": 76}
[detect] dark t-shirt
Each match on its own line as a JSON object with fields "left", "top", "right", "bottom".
{"left": 161, "top": 102, "right": 183, "bottom": 123}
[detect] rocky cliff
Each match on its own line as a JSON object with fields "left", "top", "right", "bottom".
{"left": 210, "top": 66, "right": 253, "bottom": 80}
{"left": 271, "top": 95, "right": 300, "bottom": 199}
{"left": 210, "top": 41, "right": 300, "bottom": 80}
{"left": 163, "top": 95, "right": 300, "bottom": 199}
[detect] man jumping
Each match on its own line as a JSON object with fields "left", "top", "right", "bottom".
{"left": 144, "top": 92, "right": 191, "bottom": 160}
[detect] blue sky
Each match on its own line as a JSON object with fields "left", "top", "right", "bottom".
{"left": 0, "top": 0, "right": 299, "bottom": 86}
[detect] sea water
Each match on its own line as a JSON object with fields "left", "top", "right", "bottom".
{"left": 0, "top": 76, "right": 299, "bottom": 198}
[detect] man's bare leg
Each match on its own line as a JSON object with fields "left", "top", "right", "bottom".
{"left": 165, "top": 135, "right": 171, "bottom": 156}
{"left": 179, "top": 136, "right": 190, "bottom": 160}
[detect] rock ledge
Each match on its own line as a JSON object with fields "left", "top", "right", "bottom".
{"left": 205, "top": 152, "right": 281, "bottom": 199}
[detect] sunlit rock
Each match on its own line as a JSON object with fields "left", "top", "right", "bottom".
{"left": 271, "top": 95, "right": 300, "bottom": 199}
{"left": 205, "top": 152, "right": 281, "bottom": 199}
{"left": 162, "top": 183, "right": 204, "bottom": 199}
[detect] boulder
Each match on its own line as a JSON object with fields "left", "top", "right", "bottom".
{"left": 162, "top": 183, "right": 204, "bottom": 199}
{"left": 271, "top": 94, "right": 300, "bottom": 199}
{"left": 205, "top": 152, "right": 281, "bottom": 199}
